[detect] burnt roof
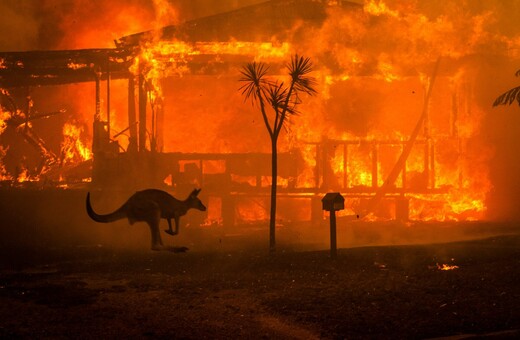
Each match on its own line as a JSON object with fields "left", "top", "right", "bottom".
{"left": 117, "top": 0, "right": 362, "bottom": 47}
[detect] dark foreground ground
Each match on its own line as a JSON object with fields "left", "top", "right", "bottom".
{"left": 1, "top": 233, "right": 519, "bottom": 339}
{"left": 0, "top": 188, "right": 519, "bottom": 338}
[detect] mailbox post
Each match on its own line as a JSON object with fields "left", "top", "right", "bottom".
{"left": 321, "top": 193, "right": 345, "bottom": 259}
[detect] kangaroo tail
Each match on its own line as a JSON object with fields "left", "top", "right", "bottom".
{"left": 86, "top": 192, "right": 126, "bottom": 223}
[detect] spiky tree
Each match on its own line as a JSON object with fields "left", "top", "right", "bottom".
{"left": 240, "top": 55, "right": 316, "bottom": 253}
{"left": 493, "top": 69, "right": 520, "bottom": 107}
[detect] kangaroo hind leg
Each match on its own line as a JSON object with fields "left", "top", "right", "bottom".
{"left": 147, "top": 208, "right": 164, "bottom": 251}
{"left": 164, "top": 218, "right": 174, "bottom": 235}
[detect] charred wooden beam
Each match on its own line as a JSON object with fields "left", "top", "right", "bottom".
{"left": 0, "top": 48, "right": 133, "bottom": 88}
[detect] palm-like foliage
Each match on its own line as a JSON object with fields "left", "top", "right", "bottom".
{"left": 266, "top": 82, "right": 298, "bottom": 115}
{"left": 239, "top": 62, "right": 270, "bottom": 104}
{"left": 288, "top": 55, "right": 318, "bottom": 96}
{"left": 239, "top": 55, "right": 317, "bottom": 253}
{"left": 493, "top": 69, "right": 520, "bottom": 107}
{"left": 239, "top": 55, "right": 316, "bottom": 139}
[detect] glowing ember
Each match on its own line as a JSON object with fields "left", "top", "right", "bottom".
{"left": 67, "top": 62, "right": 88, "bottom": 70}
{"left": 0, "top": 146, "right": 10, "bottom": 181}
{"left": 16, "top": 167, "right": 36, "bottom": 183}
{"left": 0, "top": 111, "right": 9, "bottom": 136}
{"left": 437, "top": 263, "right": 459, "bottom": 271}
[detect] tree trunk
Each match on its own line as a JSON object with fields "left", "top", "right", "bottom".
{"left": 269, "top": 137, "right": 277, "bottom": 253}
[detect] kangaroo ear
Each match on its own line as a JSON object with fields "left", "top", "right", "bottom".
{"left": 191, "top": 188, "right": 201, "bottom": 197}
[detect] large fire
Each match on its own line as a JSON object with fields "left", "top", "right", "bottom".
{"left": 1, "top": 0, "right": 519, "bottom": 223}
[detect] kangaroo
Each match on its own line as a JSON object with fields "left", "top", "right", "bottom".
{"left": 86, "top": 188, "right": 206, "bottom": 251}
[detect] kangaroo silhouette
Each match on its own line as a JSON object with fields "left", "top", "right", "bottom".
{"left": 86, "top": 188, "right": 206, "bottom": 250}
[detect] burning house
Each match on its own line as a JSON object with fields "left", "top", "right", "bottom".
{"left": 0, "top": 0, "right": 519, "bottom": 227}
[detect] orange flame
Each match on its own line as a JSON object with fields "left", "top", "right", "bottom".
{"left": 3, "top": 0, "right": 516, "bottom": 223}
{"left": 437, "top": 263, "right": 459, "bottom": 271}
{"left": 0, "top": 146, "right": 10, "bottom": 181}
{"left": 364, "top": 0, "right": 399, "bottom": 17}
{"left": 60, "top": 122, "right": 92, "bottom": 165}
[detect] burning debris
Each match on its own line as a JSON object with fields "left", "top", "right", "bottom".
{"left": 437, "top": 263, "right": 459, "bottom": 271}
{"left": 0, "top": 88, "right": 92, "bottom": 185}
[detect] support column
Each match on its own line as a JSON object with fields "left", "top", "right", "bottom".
{"left": 106, "top": 57, "right": 111, "bottom": 138}
{"left": 127, "top": 75, "right": 138, "bottom": 153}
{"left": 372, "top": 143, "right": 378, "bottom": 188}
{"left": 424, "top": 140, "right": 430, "bottom": 188}
{"left": 92, "top": 69, "right": 102, "bottom": 154}
{"left": 138, "top": 72, "right": 147, "bottom": 152}
{"left": 401, "top": 143, "right": 407, "bottom": 189}
{"left": 343, "top": 143, "right": 348, "bottom": 190}
{"left": 155, "top": 99, "right": 164, "bottom": 152}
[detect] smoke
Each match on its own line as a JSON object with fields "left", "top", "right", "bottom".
{"left": 0, "top": 0, "right": 267, "bottom": 51}
{"left": 0, "top": 0, "right": 40, "bottom": 51}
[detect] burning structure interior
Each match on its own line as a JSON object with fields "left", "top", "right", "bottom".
{"left": 1, "top": 0, "right": 518, "bottom": 227}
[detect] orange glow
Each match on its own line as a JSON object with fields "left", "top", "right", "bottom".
{"left": 67, "top": 62, "right": 88, "bottom": 70}
{"left": 0, "top": 111, "right": 9, "bottom": 136}
{"left": 236, "top": 198, "right": 269, "bottom": 223}
{"left": 0, "top": 146, "right": 10, "bottom": 181}
{"left": 437, "top": 263, "right": 459, "bottom": 271}
{"left": 132, "top": 40, "right": 291, "bottom": 103}
{"left": 3, "top": 0, "right": 517, "bottom": 223}
{"left": 16, "top": 166, "right": 36, "bottom": 183}
{"left": 364, "top": 0, "right": 399, "bottom": 17}
{"left": 60, "top": 122, "right": 92, "bottom": 165}
{"left": 202, "top": 196, "right": 223, "bottom": 227}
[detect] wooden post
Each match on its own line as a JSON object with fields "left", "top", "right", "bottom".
{"left": 106, "top": 56, "right": 111, "bottom": 138}
{"left": 92, "top": 68, "right": 101, "bottom": 154}
{"left": 322, "top": 192, "right": 344, "bottom": 260}
{"left": 127, "top": 75, "right": 138, "bottom": 153}
{"left": 372, "top": 143, "right": 378, "bottom": 188}
{"left": 94, "top": 68, "right": 101, "bottom": 122}
{"left": 343, "top": 143, "right": 348, "bottom": 190}
{"left": 138, "top": 72, "right": 147, "bottom": 152}
{"left": 156, "top": 98, "right": 164, "bottom": 152}
{"left": 329, "top": 210, "right": 337, "bottom": 259}
{"left": 401, "top": 143, "right": 407, "bottom": 189}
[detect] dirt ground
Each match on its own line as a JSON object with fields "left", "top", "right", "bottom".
{"left": 1, "top": 232, "right": 519, "bottom": 339}
{"left": 0, "top": 189, "right": 519, "bottom": 338}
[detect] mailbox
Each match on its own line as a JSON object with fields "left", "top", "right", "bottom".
{"left": 322, "top": 192, "right": 345, "bottom": 212}
{"left": 321, "top": 192, "right": 344, "bottom": 259}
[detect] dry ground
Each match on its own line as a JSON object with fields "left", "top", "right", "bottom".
{"left": 1, "top": 233, "right": 519, "bottom": 339}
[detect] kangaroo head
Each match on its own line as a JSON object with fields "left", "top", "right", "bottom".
{"left": 188, "top": 188, "right": 206, "bottom": 211}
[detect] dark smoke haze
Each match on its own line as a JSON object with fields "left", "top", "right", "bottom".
{"left": 0, "top": 0, "right": 266, "bottom": 51}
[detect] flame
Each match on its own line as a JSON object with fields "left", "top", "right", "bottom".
{"left": 3, "top": 0, "right": 518, "bottom": 223}
{"left": 364, "top": 0, "right": 399, "bottom": 17}
{"left": 67, "top": 62, "right": 88, "bottom": 70}
{"left": 376, "top": 56, "right": 400, "bottom": 82}
{"left": 437, "top": 263, "right": 459, "bottom": 271}
{"left": 0, "top": 146, "right": 10, "bottom": 181}
{"left": 132, "top": 40, "right": 291, "bottom": 103}
{"left": 163, "top": 174, "right": 173, "bottom": 186}
{"left": 0, "top": 110, "right": 9, "bottom": 136}
{"left": 60, "top": 122, "right": 92, "bottom": 165}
